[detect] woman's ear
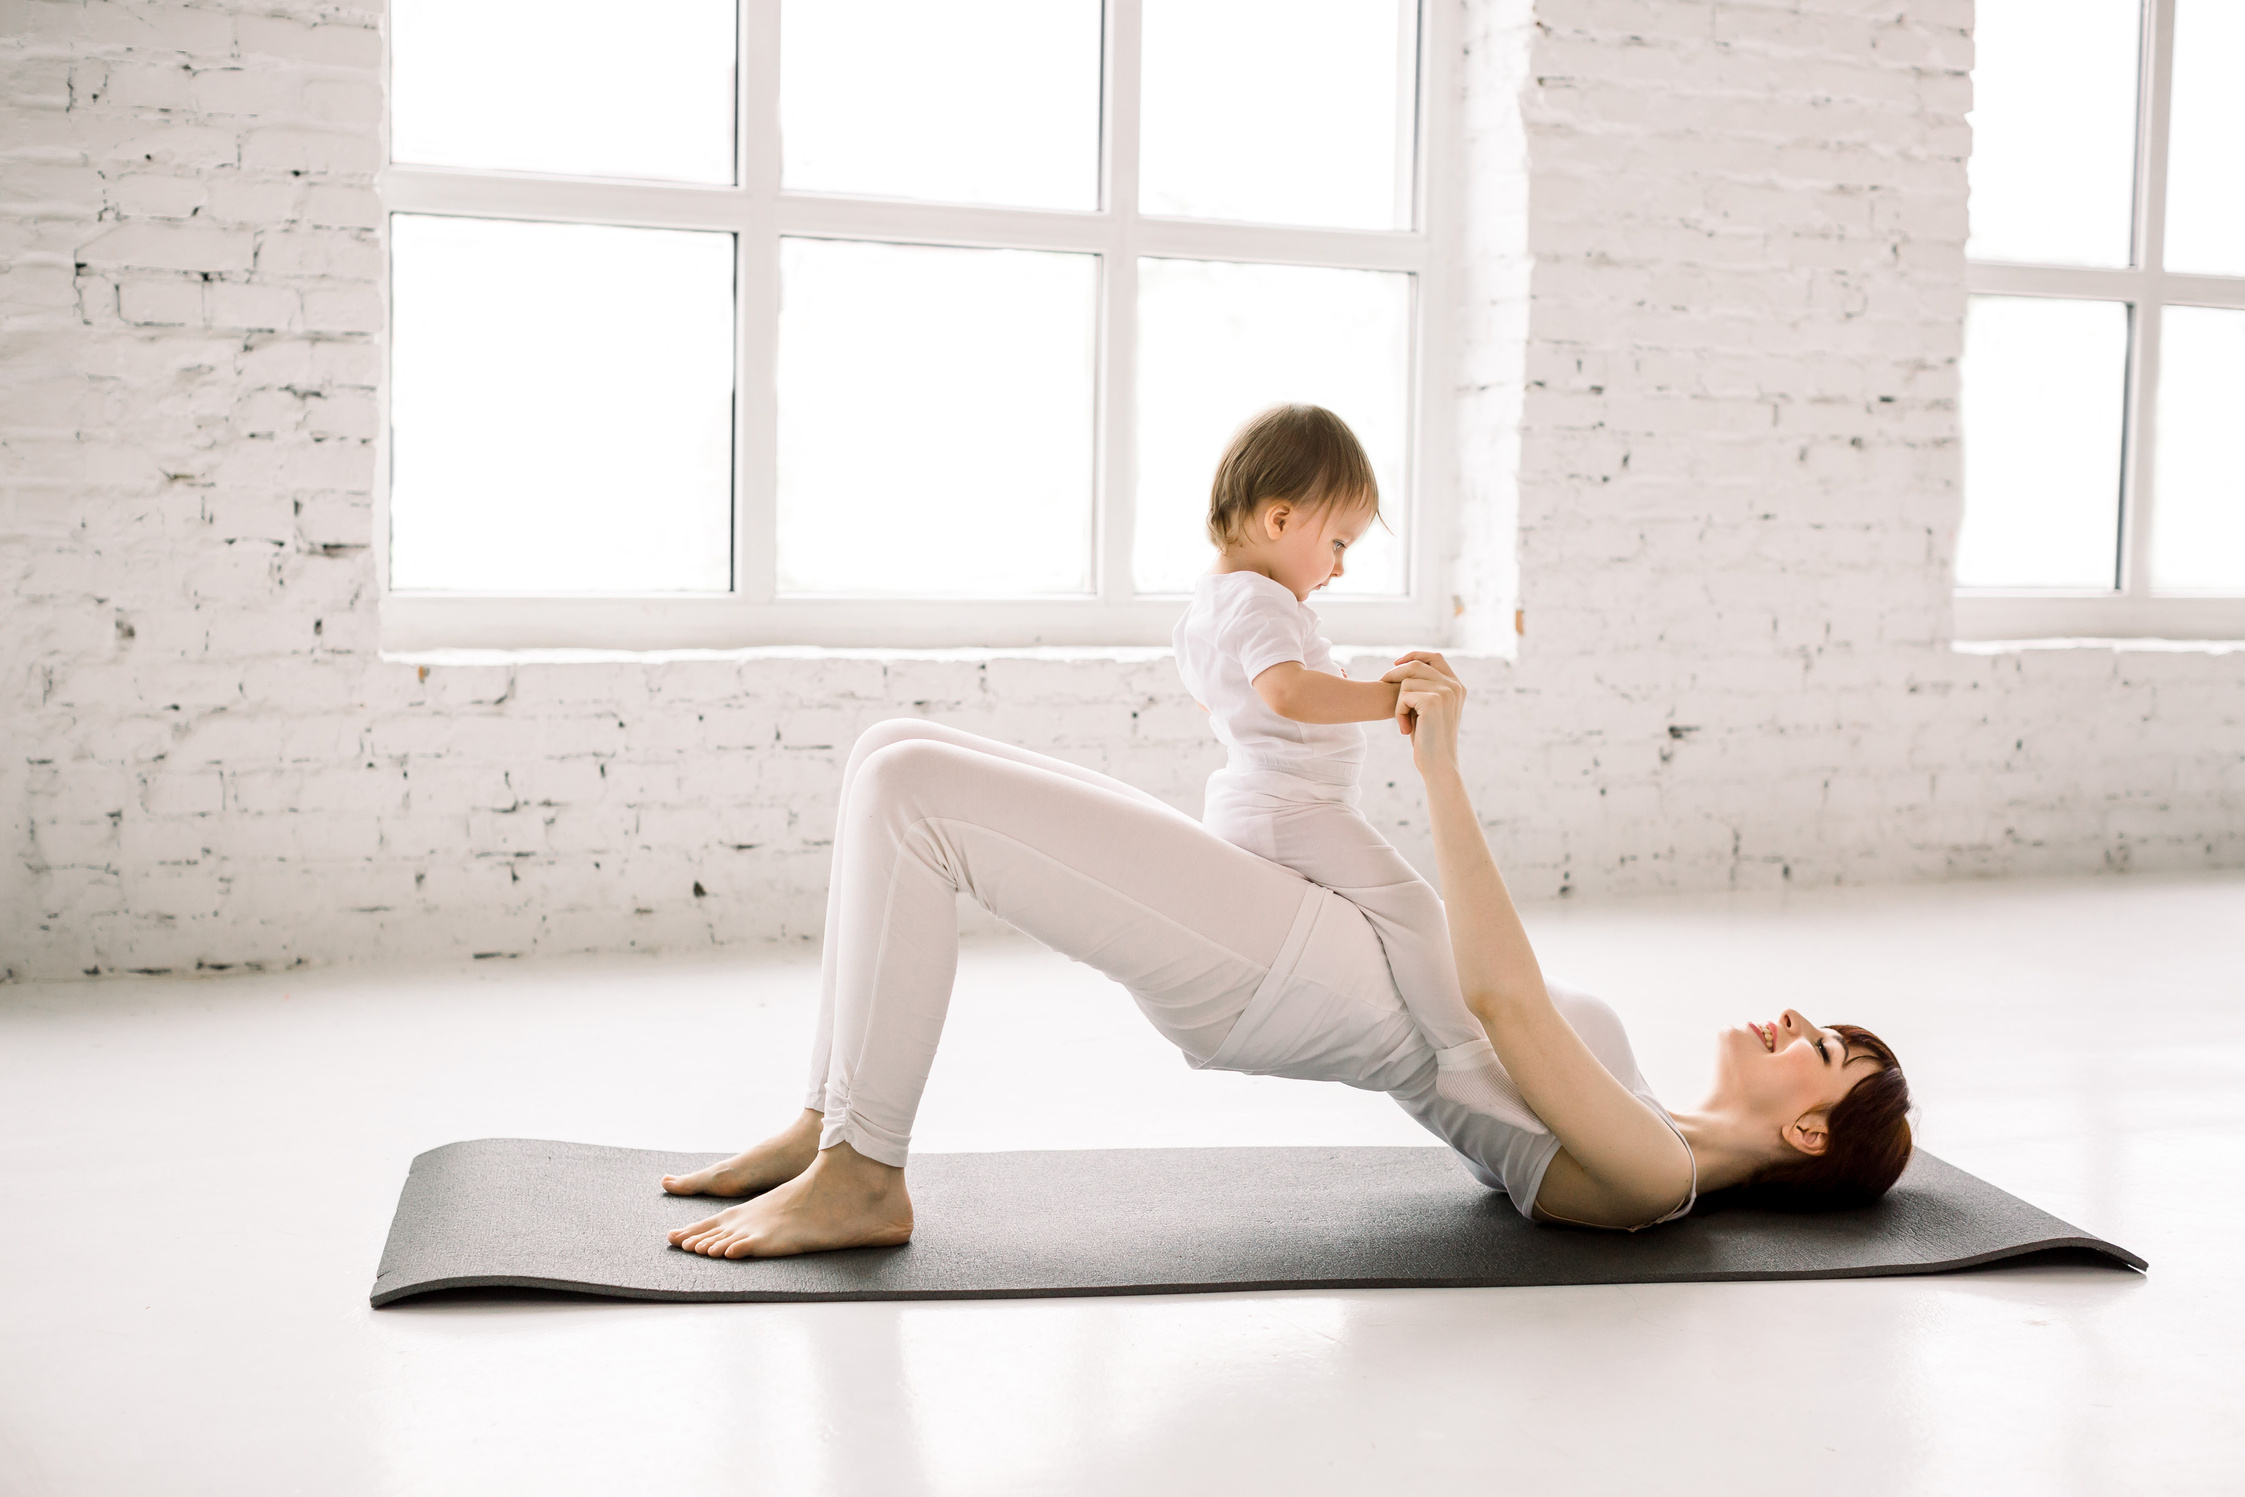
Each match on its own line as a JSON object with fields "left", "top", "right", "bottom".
{"left": 1785, "top": 1109, "right": 1832, "bottom": 1157}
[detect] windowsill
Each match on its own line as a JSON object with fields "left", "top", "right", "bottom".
{"left": 378, "top": 644, "right": 1181, "bottom": 668}
{"left": 1951, "top": 637, "right": 2245, "bottom": 656}
{"left": 376, "top": 593, "right": 1457, "bottom": 654}
{"left": 1952, "top": 593, "right": 2245, "bottom": 642}
{"left": 378, "top": 643, "right": 1493, "bottom": 668}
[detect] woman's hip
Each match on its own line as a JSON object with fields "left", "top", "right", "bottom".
{"left": 1195, "top": 884, "right": 1430, "bottom": 1091}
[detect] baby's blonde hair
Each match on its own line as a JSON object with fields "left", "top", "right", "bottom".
{"left": 1206, "top": 404, "right": 1379, "bottom": 550}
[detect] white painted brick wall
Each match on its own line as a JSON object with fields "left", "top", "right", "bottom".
{"left": 3, "top": 0, "right": 2240, "bottom": 981}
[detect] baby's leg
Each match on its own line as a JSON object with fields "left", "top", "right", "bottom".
{"left": 1264, "top": 802, "right": 1546, "bottom": 1134}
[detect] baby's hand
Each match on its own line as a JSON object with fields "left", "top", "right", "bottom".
{"left": 1382, "top": 653, "right": 1464, "bottom": 764}
{"left": 1382, "top": 667, "right": 1416, "bottom": 736}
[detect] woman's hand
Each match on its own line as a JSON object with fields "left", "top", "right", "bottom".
{"left": 1380, "top": 651, "right": 1465, "bottom": 776}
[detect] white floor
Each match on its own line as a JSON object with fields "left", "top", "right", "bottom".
{"left": 2, "top": 873, "right": 2241, "bottom": 1496}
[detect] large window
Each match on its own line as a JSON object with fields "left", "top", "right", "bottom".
{"left": 1958, "top": 0, "right": 2245, "bottom": 639}
{"left": 377, "top": 0, "right": 1456, "bottom": 649}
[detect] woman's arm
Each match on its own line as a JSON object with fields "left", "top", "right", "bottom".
{"left": 1253, "top": 661, "right": 1404, "bottom": 725}
{"left": 1384, "top": 653, "right": 1692, "bottom": 1227}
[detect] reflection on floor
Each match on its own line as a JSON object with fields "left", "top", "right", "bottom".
{"left": 2, "top": 872, "right": 2239, "bottom": 1496}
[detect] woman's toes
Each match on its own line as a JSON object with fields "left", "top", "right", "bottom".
{"left": 723, "top": 1236, "right": 757, "bottom": 1259}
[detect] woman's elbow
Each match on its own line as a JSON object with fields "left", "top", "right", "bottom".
{"left": 1461, "top": 985, "right": 1533, "bottom": 1026}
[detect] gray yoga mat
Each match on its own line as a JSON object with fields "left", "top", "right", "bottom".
{"left": 369, "top": 1139, "right": 2142, "bottom": 1307}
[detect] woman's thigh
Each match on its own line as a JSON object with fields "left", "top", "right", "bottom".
{"left": 846, "top": 737, "right": 1322, "bottom": 1060}
{"left": 842, "top": 717, "right": 1183, "bottom": 815}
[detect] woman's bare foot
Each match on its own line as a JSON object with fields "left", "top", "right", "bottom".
{"left": 668, "top": 1142, "right": 913, "bottom": 1259}
{"left": 661, "top": 1108, "right": 823, "bottom": 1198}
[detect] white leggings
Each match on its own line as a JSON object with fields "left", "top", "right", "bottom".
{"left": 802, "top": 720, "right": 1419, "bottom": 1167}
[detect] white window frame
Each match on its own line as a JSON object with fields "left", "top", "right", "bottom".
{"left": 374, "top": 0, "right": 1460, "bottom": 651}
{"left": 1958, "top": 0, "right": 2245, "bottom": 641}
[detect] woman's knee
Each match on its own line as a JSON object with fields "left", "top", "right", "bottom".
{"left": 845, "top": 719, "right": 971, "bottom": 787}
{"left": 850, "top": 718, "right": 951, "bottom": 762}
{"left": 852, "top": 736, "right": 971, "bottom": 815}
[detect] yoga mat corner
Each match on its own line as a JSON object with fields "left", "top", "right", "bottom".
{"left": 369, "top": 1139, "right": 2144, "bottom": 1309}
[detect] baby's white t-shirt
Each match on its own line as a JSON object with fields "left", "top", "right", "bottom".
{"left": 1171, "top": 571, "right": 1365, "bottom": 786}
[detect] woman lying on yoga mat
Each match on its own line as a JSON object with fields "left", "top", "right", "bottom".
{"left": 661, "top": 652, "right": 1913, "bottom": 1257}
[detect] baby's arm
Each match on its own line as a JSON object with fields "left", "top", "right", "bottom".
{"left": 1253, "top": 661, "right": 1405, "bottom": 726}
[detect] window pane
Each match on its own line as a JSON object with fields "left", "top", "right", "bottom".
{"left": 777, "top": 239, "right": 1096, "bottom": 597}
{"left": 1140, "top": 0, "right": 1417, "bottom": 230}
{"left": 390, "top": 216, "right": 734, "bottom": 593}
{"left": 782, "top": 0, "right": 1100, "bottom": 211}
{"left": 1966, "top": 0, "right": 2139, "bottom": 268}
{"left": 1955, "top": 296, "right": 2129, "bottom": 590}
{"left": 1136, "top": 259, "right": 1411, "bottom": 595}
{"left": 390, "top": 0, "right": 735, "bottom": 185}
{"left": 2164, "top": 1, "right": 2245, "bottom": 275}
{"left": 2150, "top": 306, "right": 2245, "bottom": 591}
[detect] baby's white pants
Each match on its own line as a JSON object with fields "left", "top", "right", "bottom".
{"left": 1201, "top": 766, "right": 1542, "bottom": 1132}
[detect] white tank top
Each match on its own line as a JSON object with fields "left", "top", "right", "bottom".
{"left": 1192, "top": 884, "right": 1691, "bottom": 1222}
{"left": 1410, "top": 983, "right": 1693, "bottom": 1224}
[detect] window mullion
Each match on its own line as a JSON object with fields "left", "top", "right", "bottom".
{"left": 772, "top": 197, "right": 1114, "bottom": 252}
{"left": 1100, "top": 0, "right": 1144, "bottom": 608}
{"left": 738, "top": 0, "right": 783, "bottom": 605}
{"left": 1130, "top": 218, "right": 1426, "bottom": 271}
{"left": 1409, "top": 0, "right": 1450, "bottom": 625}
{"left": 379, "top": 169, "right": 754, "bottom": 233}
{"left": 376, "top": 13, "right": 396, "bottom": 606}
{"left": 2122, "top": 0, "right": 2178, "bottom": 599}
{"left": 1966, "top": 263, "right": 2142, "bottom": 300}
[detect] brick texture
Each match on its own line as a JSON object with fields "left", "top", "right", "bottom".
{"left": 3, "top": 0, "right": 2240, "bottom": 981}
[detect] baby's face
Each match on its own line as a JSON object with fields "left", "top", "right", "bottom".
{"left": 1264, "top": 499, "right": 1374, "bottom": 601}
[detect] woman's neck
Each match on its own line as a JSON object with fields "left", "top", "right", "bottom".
{"left": 1666, "top": 1104, "right": 1779, "bottom": 1194}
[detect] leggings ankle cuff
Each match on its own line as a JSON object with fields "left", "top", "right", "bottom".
{"left": 819, "top": 1111, "right": 910, "bottom": 1168}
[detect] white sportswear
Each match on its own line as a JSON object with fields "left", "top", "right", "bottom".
{"left": 802, "top": 719, "right": 1685, "bottom": 1223}
{"left": 1172, "top": 570, "right": 1545, "bottom": 1134}
{"left": 1169, "top": 571, "right": 1365, "bottom": 786}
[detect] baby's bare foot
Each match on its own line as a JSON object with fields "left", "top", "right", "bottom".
{"left": 661, "top": 1108, "right": 822, "bottom": 1198}
{"left": 669, "top": 1144, "right": 912, "bottom": 1259}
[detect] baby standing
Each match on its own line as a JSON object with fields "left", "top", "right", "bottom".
{"left": 1171, "top": 405, "right": 1543, "bottom": 1132}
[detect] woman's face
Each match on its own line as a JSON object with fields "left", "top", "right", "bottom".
{"left": 1714, "top": 1008, "right": 1881, "bottom": 1157}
